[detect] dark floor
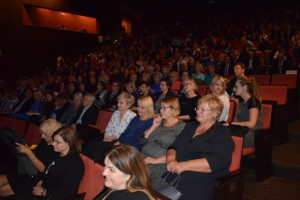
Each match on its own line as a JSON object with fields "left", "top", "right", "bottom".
{"left": 242, "top": 118, "right": 300, "bottom": 199}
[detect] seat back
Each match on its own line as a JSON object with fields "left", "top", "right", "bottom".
{"left": 226, "top": 101, "right": 235, "bottom": 123}
{"left": 78, "top": 154, "right": 95, "bottom": 195}
{"left": 93, "top": 110, "right": 114, "bottom": 133}
{"left": 84, "top": 163, "right": 105, "bottom": 200}
{"left": 229, "top": 136, "right": 243, "bottom": 172}
{"left": 197, "top": 85, "right": 208, "bottom": 96}
{"left": 24, "top": 123, "right": 42, "bottom": 145}
{"left": 261, "top": 104, "right": 272, "bottom": 130}
{"left": 252, "top": 75, "right": 271, "bottom": 85}
{"left": 258, "top": 85, "right": 288, "bottom": 105}
{"left": 0, "top": 116, "right": 26, "bottom": 136}
{"left": 271, "top": 74, "right": 297, "bottom": 89}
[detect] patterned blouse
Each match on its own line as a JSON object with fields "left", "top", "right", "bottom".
{"left": 104, "top": 110, "right": 136, "bottom": 139}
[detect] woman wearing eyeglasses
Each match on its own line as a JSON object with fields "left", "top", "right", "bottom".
{"left": 230, "top": 76, "right": 262, "bottom": 147}
{"left": 166, "top": 95, "right": 234, "bottom": 200}
{"left": 178, "top": 79, "right": 200, "bottom": 122}
{"left": 141, "top": 97, "right": 185, "bottom": 177}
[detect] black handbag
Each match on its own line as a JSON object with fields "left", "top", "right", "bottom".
{"left": 227, "top": 123, "right": 249, "bottom": 137}
{"left": 151, "top": 172, "right": 182, "bottom": 200}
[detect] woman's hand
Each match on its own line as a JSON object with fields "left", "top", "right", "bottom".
{"left": 144, "top": 157, "right": 157, "bottom": 164}
{"left": 167, "top": 161, "right": 187, "bottom": 174}
{"left": 15, "top": 143, "right": 31, "bottom": 155}
{"left": 103, "top": 136, "right": 117, "bottom": 142}
{"left": 33, "top": 184, "right": 46, "bottom": 196}
{"left": 153, "top": 115, "right": 162, "bottom": 128}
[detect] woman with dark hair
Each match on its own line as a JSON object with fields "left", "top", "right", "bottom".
{"left": 0, "top": 119, "right": 61, "bottom": 198}
{"left": 104, "top": 81, "right": 121, "bottom": 109}
{"left": 4, "top": 127, "right": 84, "bottom": 200}
{"left": 94, "top": 144, "right": 155, "bottom": 200}
{"left": 94, "top": 81, "right": 107, "bottom": 108}
{"left": 153, "top": 78, "right": 175, "bottom": 114}
{"left": 227, "top": 76, "right": 262, "bottom": 147}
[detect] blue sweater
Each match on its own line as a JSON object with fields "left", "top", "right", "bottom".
{"left": 118, "top": 116, "right": 153, "bottom": 149}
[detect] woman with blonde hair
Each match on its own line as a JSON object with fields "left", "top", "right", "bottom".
{"left": 103, "top": 92, "right": 137, "bottom": 142}
{"left": 141, "top": 97, "right": 186, "bottom": 177}
{"left": 95, "top": 144, "right": 155, "bottom": 200}
{"left": 209, "top": 76, "right": 230, "bottom": 122}
{"left": 0, "top": 119, "right": 61, "bottom": 197}
{"left": 116, "top": 96, "right": 154, "bottom": 150}
{"left": 166, "top": 94, "right": 234, "bottom": 200}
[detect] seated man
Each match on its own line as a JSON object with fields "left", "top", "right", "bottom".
{"left": 71, "top": 93, "right": 99, "bottom": 142}
{"left": 51, "top": 94, "right": 71, "bottom": 122}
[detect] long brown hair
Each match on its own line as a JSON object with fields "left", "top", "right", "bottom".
{"left": 52, "top": 127, "right": 81, "bottom": 155}
{"left": 106, "top": 144, "right": 155, "bottom": 199}
{"left": 237, "top": 76, "right": 261, "bottom": 102}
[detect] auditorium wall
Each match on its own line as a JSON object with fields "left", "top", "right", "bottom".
{"left": 0, "top": 0, "right": 122, "bottom": 76}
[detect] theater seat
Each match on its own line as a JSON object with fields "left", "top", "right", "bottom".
{"left": 197, "top": 85, "right": 208, "bottom": 96}
{"left": 78, "top": 154, "right": 105, "bottom": 200}
{"left": 215, "top": 136, "right": 246, "bottom": 200}
{"left": 24, "top": 123, "right": 42, "bottom": 145}
{"left": 88, "top": 110, "right": 113, "bottom": 133}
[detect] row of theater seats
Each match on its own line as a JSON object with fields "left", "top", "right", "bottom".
{"left": 0, "top": 73, "right": 296, "bottom": 199}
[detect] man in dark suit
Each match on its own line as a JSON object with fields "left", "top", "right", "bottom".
{"left": 219, "top": 55, "right": 234, "bottom": 76}
{"left": 271, "top": 52, "right": 290, "bottom": 74}
{"left": 71, "top": 93, "right": 99, "bottom": 142}
{"left": 52, "top": 94, "right": 71, "bottom": 122}
{"left": 244, "top": 50, "right": 260, "bottom": 75}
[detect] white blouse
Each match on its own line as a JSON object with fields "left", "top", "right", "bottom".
{"left": 218, "top": 94, "right": 230, "bottom": 122}
{"left": 104, "top": 110, "right": 137, "bottom": 138}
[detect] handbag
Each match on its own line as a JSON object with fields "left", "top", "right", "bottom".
{"left": 151, "top": 172, "right": 182, "bottom": 200}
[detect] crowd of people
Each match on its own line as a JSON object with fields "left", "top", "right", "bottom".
{"left": 0, "top": 8, "right": 299, "bottom": 200}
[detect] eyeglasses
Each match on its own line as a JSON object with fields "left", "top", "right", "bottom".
{"left": 195, "top": 107, "right": 212, "bottom": 112}
{"left": 160, "top": 106, "right": 173, "bottom": 111}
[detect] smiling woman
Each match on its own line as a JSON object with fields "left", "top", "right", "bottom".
{"left": 94, "top": 144, "right": 156, "bottom": 200}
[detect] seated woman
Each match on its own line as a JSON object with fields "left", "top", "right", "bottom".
{"left": 5, "top": 127, "right": 84, "bottom": 200}
{"left": 178, "top": 79, "right": 200, "bottom": 122}
{"left": 103, "top": 92, "right": 137, "bottom": 142}
{"left": 94, "top": 81, "right": 107, "bottom": 109}
{"left": 204, "top": 64, "right": 218, "bottom": 85}
{"left": 95, "top": 144, "right": 155, "bottom": 200}
{"left": 104, "top": 81, "right": 121, "bottom": 109}
{"left": 0, "top": 119, "right": 62, "bottom": 197}
{"left": 166, "top": 94, "right": 234, "bottom": 200}
{"left": 85, "top": 96, "right": 154, "bottom": 164}
{"left": 228, "top": 76, "right": 262, "bottom": 147}
{"left": 153, "top": 78, "right": 175, "bottom": 114}
{"left": 117, "top": 96, "right": 154, "bottom": 150}
{"left": 209, "top": 76, "right": 230, "bottom": 122}
{"left": 124, "top": 81, "right": 139, "bottom": 105}
{"left": 141, "top": 97, "right": 185, "bottom": 177}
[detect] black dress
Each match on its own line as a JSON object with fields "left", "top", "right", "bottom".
{"left": 94, "top": 189, "right": 150, "bottom": 200}
{"left": 167, "top": 122, "right": 234, "bottom": 200}
{"left": 6, "top": 153, "right": 84, "bottom": 200}
{"left": 178, "top": 94, "right": 200, "bottom": 121}
{"left": 5, "top": 139, "right": 59, "bottom": 193}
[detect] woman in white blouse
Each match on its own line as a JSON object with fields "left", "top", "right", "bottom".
{"left": 209, "top": 76, "right": 230, "bottom": 122}
{"left": 103, "top": 92, "right": 136, "bottom": 142}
